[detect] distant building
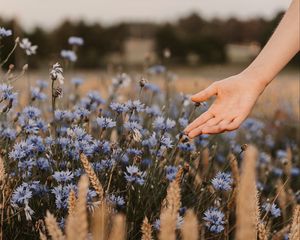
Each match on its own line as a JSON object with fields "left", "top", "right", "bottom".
{"left": 226, "top": 42, "right": 261, "bottom": 63}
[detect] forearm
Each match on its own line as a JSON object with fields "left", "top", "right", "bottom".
{"left": 242, "top": 0, "right": 300, "bottom": 89}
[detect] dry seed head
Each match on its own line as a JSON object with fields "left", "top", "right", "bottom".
{"left": 80, "top": 153, "right": 104, "bottom": 201}
{"left": 236, "top": 145, "right": 258, "bottom": 240}
{"left": 68, "top": 189, "right": 76, "bottom": 216}
{"left": 92, "top": 201, "right": 110, "bottom": 240}
{"left": 45, "top": 211, "right": 65, "bottom": 240}
{"left": 257, "top": 222, "right": 269, "bottom": 240}
{"left": 289, "top": 205, "right": 300, "bottom": 240}
{"left": 108, "top": 214, "right": 126, "bottom": 240}
{"left": 141, "top": 217, "right": 152, "bottom": 240}
{"left": 181, "top": 209, "right": 199, "bottom": 240}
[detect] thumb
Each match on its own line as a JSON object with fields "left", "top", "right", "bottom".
{"left": 191, "top": 84, "right": 217, "bottom": 102}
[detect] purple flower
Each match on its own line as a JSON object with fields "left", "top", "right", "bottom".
{"left": 203, "top": 208, "right": 225, "bottom": 233}
{"left": 124, "top": 165, "right": 146, "bottom": 185}
{"left": 96, "top": 117, "right": 116, "bottom": 129}
{"left": 211, "top": 172, "right": 233, "bottom": 191}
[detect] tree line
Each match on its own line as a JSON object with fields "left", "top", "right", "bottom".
{"left": 0, "top": 11, "right": 298, "bottom": 69}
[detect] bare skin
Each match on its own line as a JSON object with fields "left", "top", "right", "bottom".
{"left": 184, "top": 0, "right": 300, "bottom": 138}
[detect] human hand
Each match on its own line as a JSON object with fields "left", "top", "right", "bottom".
{"left": 184, "top": 73, "right": 266, "bottom": 138}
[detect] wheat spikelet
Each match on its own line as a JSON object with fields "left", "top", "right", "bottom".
{"left": 181, "top": 209, "right": 199, "bottom": 240}
{"left": 236, "top": 145, "right": 258, "bottom": 240}
{"left": 0, "top": 156, "right": 5, "bottom": 183}
{"left": 66, "top": 175, "right": 89, "bottom": 240}
{"left": 68, "top": 189, "right": 76, "bottom": 216}
{"left": 92, "top": 201, "right": 110, "bottom": 240}
{"left": 258, "top": 222, "right": 269, "bottom": 240}
{"left": 175, "top": 167, "right": 184, "bottom": 184}
{"left": 45, "top": 211, "right": 65, "bottom": 240}
{"left": 108, "top": 214, "right": 126, "bottom": 240}
{"left": 159, "top": 209, "right": 177, "bottom": 240}
{"left": 289, "top": 205, "right": 300, "bottom": 240}
{"left": 39, "top": 231, "right": 47, "bottom": 240}
{"left": 141, "top": 217, "right": 152, "bottom": 240}
{"left": 228, "top": 153, "right": 240, "bottom": 185}
{"left": 165, "top": 180, "right": 181, "bottom": 212}
{"left": 80, "top": 153, "right": 104, "bottom": 201}
{"left": 159, "top": 180, "right": 181, "bottom": 240}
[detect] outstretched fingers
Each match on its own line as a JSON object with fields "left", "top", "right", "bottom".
{"left": 191, "top": 83, "right": 217, "bottom": 102}
{"left": 184, "top": 111, "right": 215, "bottom": 134}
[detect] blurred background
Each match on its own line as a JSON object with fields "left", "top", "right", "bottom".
{"left": 0, "top": 0, "right": 299, "bottom": 120}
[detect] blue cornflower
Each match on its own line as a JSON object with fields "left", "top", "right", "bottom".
{"left": 160, "top": 135, "right": 173, "bottom": 148}
{"left": 26, "top": 135, "right": 45, "bottom": 153}
{"left": 153, "top": 215, "right": 183, "bottom": 231}
{"left": 144, "top": 83, "right": 160, "bottom": 93}
{"left": 153, "top": 116, "right": 175, "bottom": 131}
{"left": 68, "top": 36, "right": 84, "bottom": 46}
{"left": 19, "top": 38, "right": 38, "bottom": 56}
{"left": 166, "top": 165, "right": 178, "bottom": 181}
{"left": 145, "top": 105, "right": 161, "bottom": 116}
{"left": 178, "top": 118, "right": 188, "bottom": 128}
{"left": 276, "top": 150, "right": 287, "bottom": 160}
{"left": 96, "top": 117, "right": 116, "bottom": 129}
{"left": 291, "top": 167, "right": 300, "bottom": 177}
{"left": 52, "top": 184, "right": 76, "bottom": 209}
{"left": 108, "top": 194, "right": 125, "bottom": 207}
{"left": 203, "top": 208, "right": 225, "bottom": 233}
{"left": 73, "top": 107, "right": 90, "bottom": 120}
{"left": 0, "top": 84, "right": 18, "bottom": 101}
{"left": 211, "top": 172, "right": 233, "bottom": 191}
{"left": 124, "top": 121, "right": 142, "bottom": 131}
{"left": 125, "top": 100, "right": 145, "bottom": 112}
{"left": 112, "top": 73, "right": 131, "bottom": 87}
{"left": 127, "top": 148, "right": 142, "bottom": 155}
{"left": 147, "top": 65, "right": 166, "bottom": 74}
{"left": 30, "top": 87, "right": 47, "bottom": 101}
{"left": 142, "top": 133, "right": 158, "bottom": 148}
{"left": 11, "top": 184, "right": 32, "bottom": 205}
{"left": 61, "top": 50, "right": 77, "bottom": 62}
{"left": 272, "top": 167, "right": 283, "bottom": 177}
{"left": 22, "top": 106, "right": 41, "bottom": 119}
{"left": 87, "top": 91, "right": 105, "bottom": 105}
{"left": 0, "top": 27, "right": 12, "bottom": 37}
{"left": 71, "top": 77, "right": 84, "bottom": 86}
{"left": 178, "top": 142, "right": 195, "bottom": 152}
{"left": 53, "top": 171, "right": 74, "bottom": 183}
{"left": 262, "top": 203, "right": 281, "bottom": 218}
{"left": 36, "top": 80, "right": 48, "bottom": 89}
{"left": 110, "top": 102, "right": 129, "bottom": 113}
{"left": 36, "top": 157, "right": 51, "bottom": 171}
{"left": 124, "top": 165, "right": 146, "bottom": 185}
{"left": 9, "top": 141, "right": 35, "bottom": 160}
{"left": 0, "top": 128, "right": 17, "bottom": 140}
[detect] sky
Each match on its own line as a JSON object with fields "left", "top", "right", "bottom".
{"left": 0, "top": 0, "right": 291, "bottom": 30}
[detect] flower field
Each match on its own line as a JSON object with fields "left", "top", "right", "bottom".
{"left": 0, "top": 28, "right": 299, "bottom": 240}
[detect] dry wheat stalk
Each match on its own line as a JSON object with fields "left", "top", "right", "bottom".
{"left": 181, "top": 209, "right": 199, "bottom": 240}
{"left": 141, "top": 217, "right": 152, "bottom": 240}
{"left": 65, "top": 175, "right": 89, "bottom": 240}
{"left": 289, "top": 205, "right": 300, "bottom": 240}
{"left": 80, "top": 153, "right": 104, "bottom": 201}
{"left": 45, "top": 211, "right": 65, "bottom": 240}
{"left": 235, "top": 145, "right": 258, "bottom": 240}
{"left": 175, "top": 167, "right": 184, "bottom": 184}
{"left": 108, "top": 214, "right": 126, "bottom": 240}
{"left": 92, "top": 201, "right": 110, "bottom": 240}
{"left": 68, "top": 189, "right": 76, "bottom": 217}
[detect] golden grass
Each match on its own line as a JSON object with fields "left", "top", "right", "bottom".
{"left": 181, "top": 210, "right": 199, "bottom": 240}
{"left": 235, "top": 145, "right": 258, "bottom": 240}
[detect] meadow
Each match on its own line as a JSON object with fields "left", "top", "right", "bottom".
{"left": 0, "top": 30, "right": 299, "bottom": 240}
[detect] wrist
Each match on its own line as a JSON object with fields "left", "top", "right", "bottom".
{"left": 240, "top": 66, "right": 272, "bottom": 93}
